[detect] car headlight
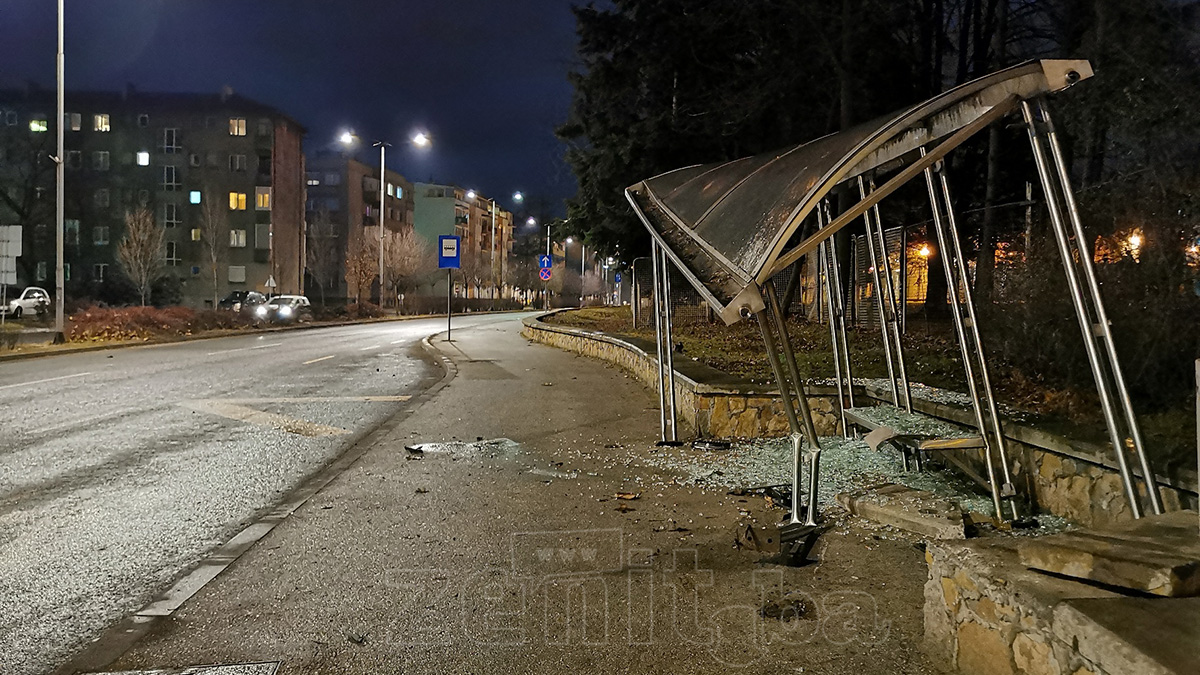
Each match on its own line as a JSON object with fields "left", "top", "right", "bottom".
{"left": 278, "top": 306, "right": 293, "bottom": 316}
{"left": 232, "top": 302, "right": 242, "bottom": 312}
{"left": 255, "top": 306, "right": 268, "bottom": 316}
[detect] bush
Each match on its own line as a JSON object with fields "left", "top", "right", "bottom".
{"left": 345, "top": 302, "right": 385, "bottom": 319}
{"left": 67, "top": 305, "right": 250, "bottom": 342}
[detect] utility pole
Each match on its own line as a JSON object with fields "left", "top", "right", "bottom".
{"left": 54, "top": 0, "right": 65, "bottom": 341}
{"left": 374, "top": 142, "right": 390, "bottom": 309}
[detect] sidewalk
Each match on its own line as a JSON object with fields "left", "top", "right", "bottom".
{"left": 83, "top": 317, "right": 934, "bottom": 674}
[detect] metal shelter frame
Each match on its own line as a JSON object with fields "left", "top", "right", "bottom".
{"left": 627, "top": 60, "right": 1164, "bottom": 532}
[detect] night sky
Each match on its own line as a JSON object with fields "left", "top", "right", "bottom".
{"left": 0, "top": 0, "right": 581, "bottom": 215}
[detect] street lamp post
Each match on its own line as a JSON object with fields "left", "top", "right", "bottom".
{"left": 340, "top": 130, "right": 429, "bottom": 308}
{"left": 54, "top": 0, "right": 65, "bottom": 340}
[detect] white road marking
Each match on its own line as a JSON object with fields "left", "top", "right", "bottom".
{"left": 359, "top": 344, "right": 380, "bottom": 351}
{"left": 303, "top": 355, "right": 335, "bottom": 365}
{"left": 179, "top": 395, "right": 410, "bottom": 438}
{"left": 0, "top": 371, "right": 93, "bottom": 392}
{"left": 390, "top": 339, "right": 406, "bottom": 344}
{"left": 206, "top": 342, "right": 282, "bottom": 357}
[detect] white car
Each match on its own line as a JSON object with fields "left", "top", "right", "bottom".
{"left": 2, "top": 286, "right": 51, "bottom": 319}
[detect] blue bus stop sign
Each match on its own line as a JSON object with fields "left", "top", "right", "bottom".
{"left": 614, "top": 272, "right": 622, "bottom": 284}
{"left": 439, "top": 235, "right": 461, "bottom": 269}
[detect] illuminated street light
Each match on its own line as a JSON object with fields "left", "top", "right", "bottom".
{"left": 919, "top": 244, "right": 932, "bottom": 258}
{"left": 1128, "top": 233, "right": 1142, "bottom": 250}
{"left": 465, "top": 189, "right": 476, "bottom": 200}
{"left": 513, "top": 191, "right": 524, "bottom": 203}
{"left": 339, "top": 130, "right": 432, "bottom": 309}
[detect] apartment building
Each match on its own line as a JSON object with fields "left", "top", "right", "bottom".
{"left": 412, "top": 182, "right": 513, "bottom": 298}
{"left": 304, "top": 154, "right": 415, "bottom": 305}
{"left": 0, "top": 84, "right": 305, "bottom": 307}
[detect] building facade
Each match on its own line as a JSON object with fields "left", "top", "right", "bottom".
{"left": 0, "top": 84, "right": 305, "bottom": 307}
{"left": 304, "top": 154, "right": 415, "bottom": 306}
{"left": 412, "top": 182, "right": 514, "bottom": 298}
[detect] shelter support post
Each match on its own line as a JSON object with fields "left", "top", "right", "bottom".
{"left": 1022, "top": 98, "right": 1163, "bottom": 517}
{"left": 859, "top": 177, "right": 913, "bottom": 413}
{"left": 820, "top": 241, "right": 850, "bottom": 437}
{"left": 651, "top": 242, "right": 678, "bottom": 444}
{"left": 922, "top": 150, "right": 1018, "bottom": 523}
{"left": 819, "top": 204, "right": 855, "bottom": 436}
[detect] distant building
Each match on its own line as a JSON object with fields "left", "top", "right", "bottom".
{"left": 0, "top": 84, "right": 306, "bottom": 307}
{"left": 413, "top": 182, "right": 513, "bottom": 298}
{"left": 304, "top": 154, "right": 415, "bottom": 305}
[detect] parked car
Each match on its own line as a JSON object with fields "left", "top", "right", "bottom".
{"left": 1, "top": 286, "right": 50, "bottom": 319}
{"left": 218, "top": 290, "right": 267, "bottom": 314}
{"left": 253, "top": 295, "right": 314, "bottom": 324}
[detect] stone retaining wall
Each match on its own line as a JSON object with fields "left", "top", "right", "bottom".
{"left": 522, "top": 313, "right": 1198, "bottom": 527}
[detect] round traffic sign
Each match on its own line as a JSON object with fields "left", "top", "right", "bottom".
{"left": 539, "top": 268, "right": 552, "bottom": 282}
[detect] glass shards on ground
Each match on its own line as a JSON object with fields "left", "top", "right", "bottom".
{"left": 641, "top": 435, "right": 1070, "bottom": 536}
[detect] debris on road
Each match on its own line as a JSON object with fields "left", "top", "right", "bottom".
{"left": 615, "top": 491, "right": 640, "bottom": 500}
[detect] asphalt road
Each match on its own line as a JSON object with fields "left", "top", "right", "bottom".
{"left": 0, "top": 313, "right": 528, "bottom": 675}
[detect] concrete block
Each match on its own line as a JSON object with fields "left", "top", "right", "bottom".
{"left": 1019, "top": 510, "right": 1200, "bottom": 597}
{"left": 836, "top": 483, "right": 966, "bottom": 540}
{"left": 1053, "top": 597, "right": 1200, "bottom": 675}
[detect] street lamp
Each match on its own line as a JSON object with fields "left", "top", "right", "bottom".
{"left": 339, "top": 130, "right": 431, "bottom": 308}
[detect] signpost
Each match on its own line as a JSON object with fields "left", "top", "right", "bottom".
{"left": 438, "top": 235, "right": 460, "bottom": 340}
{"left": 539, "top": 267, "right": 552, "bottom": 282}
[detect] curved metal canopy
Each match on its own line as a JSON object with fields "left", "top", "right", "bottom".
{"left": 626, "top": 59, "right": 1093, "bottom": 324}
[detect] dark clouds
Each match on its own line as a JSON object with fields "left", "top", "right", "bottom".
{"left": 0, "top": 0, "right": 579, "bottom": 212}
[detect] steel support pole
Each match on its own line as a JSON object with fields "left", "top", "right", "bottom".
{"left": 1021, "top": 100, "right": 1147, "bottom": 519}
{"left": 446, "top": 269, "right": 452, "bottom": 341}
{"left": 1036, "top": 99, "right": 1163, "bottom": 516}
{"left": 651, "top": 243, "right": 670, "bottom": 442}
{"left": 820, "top": 242, "right": 850, "bottom": 437}
{"left": 766, "top": 280, "right": 823, "bottom": 527}
{"left": 938, "top": 170, "right": 1019, "bottom": 521}
{"left": 660, "top": 245, "right": 679, "bottom": 441}
{"left": 756, "top": 307, "right": 806, "bottom": 525}
{"left": 823, "top": 213, "right": 856, "bottom": 411}
{"left": 923, "top": 160, "right": 1006, "bottom": 521}
{"left": 868, "top": 179, "right": 913, "bottom": 412}
{"left": 859, "top": 178, "right": 901, "bottom": 407}
{"left": 376, "top": 142, "right": 388, "bottom": 309}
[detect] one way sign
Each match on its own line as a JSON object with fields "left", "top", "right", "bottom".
{"left": 538, "top": 254, "right": 552, "bottom": 269}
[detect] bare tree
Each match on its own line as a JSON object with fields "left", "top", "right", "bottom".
{"left": 306, "top": 209, "right": 341, "bottom": 307}
{"left": 116, "top": 206, "right": 165, "bottom": 306}
{"left": 344, "top": 235, "right": 377, "bottom": 305}
{"left": 384, "top": 226, "right": 435, "bottom": 308}
{"left": 198, "top": 189, "right": 227, "bottom": 308}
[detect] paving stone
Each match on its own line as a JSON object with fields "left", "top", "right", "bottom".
{"left": 1018, "top": 510, "right": 1200, "bottom": 596}
{"left": 836, "top": 483, "right": 966, "bottom": 540}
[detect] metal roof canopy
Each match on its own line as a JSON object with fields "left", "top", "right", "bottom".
{"left": 626, "top": 59, "right": 1093, "bottom": 325}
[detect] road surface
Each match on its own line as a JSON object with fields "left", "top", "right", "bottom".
{"left": 0, "top": 313, "right": 527, "bottom": 675}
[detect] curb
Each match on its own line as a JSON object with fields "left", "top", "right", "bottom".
{"left": 54, "top": 329, "right": 461, "bottom": 674}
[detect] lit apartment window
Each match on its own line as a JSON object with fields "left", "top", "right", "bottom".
{"left": 138, "top": 114, "right": 150, "bottom": 127}
{"left": 93, "top": 263, "right": 108, "bottom": 281}
{"left": 36, "top": 261, "right": 47, "bottom": 281}
{"left": 65, "top": 219, "right": 79, "bottom": 245}
{"left": 95, "top": 189, "right": 110, "bottom": 208}
{"left": 162, "top": 165, "right": 180, "bottom": 191}
{"left": 93, "top": 226, "right": 110, "bottom": 245}
{"left": 255, "top": 187, "right": 271, "bottom": 210}
{"left": 29, "top": 118, "right": 48, "bottom": 133}
{"left": 64, "top": 263, "right": 71, "bottom": 281}
{"left": 191, "top": 228, "right": 202, "bottom": 242}
{"left": 190, "top": 190, "right": 202, "bottom": 204}
{"left": 228, "top": 192, "right": 247, "bottom": 211}
{"left": 166, "top": 241, "right": 181, "bottom": 266}
{"left": 67, "top": 150, "right": 81, "bottom": 169}
{"left": 229, "top": 229, "right": 247, "bottom": 248}
{"left": 94, "top": 114, "right": 110, "bottom": 132}
{"left": 93, "top": 151, "right": 110, "bottom": 171}
{"left": 395, "top": 185, "right": 403, "bottom": 199}
{"left": 163, "top": 128, "right": 180, "bottom": 153}
{"left": 228, "top": 265, "right": 246, "bottom": 283}
{"left": 136, "top": 151, "right": 150, "bottom": 166}
{"left": 163, "top": 203, "right": 181, "bottom": 227}
{"left": 229, "top": 154, "right": 247, "bottom": 171}
{"left": 387, "top": 183, "right": 394, "bottom": 197}
{"left": 67, "top": 112, "right": 81, "bottom": 131}
{"left": 307, "top": 178, "right": 320, "bottom": 187}
{"left": 229, "top": 117, "right": 246, "bottom": 136}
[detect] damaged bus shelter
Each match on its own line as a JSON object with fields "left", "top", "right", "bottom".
{"left": 626, "top": 60, "right": 1164, "bottom": 560}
